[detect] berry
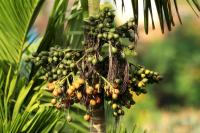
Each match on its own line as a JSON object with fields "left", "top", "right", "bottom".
{"left": 84, "top": 114, "right": 91, "bottom": 121}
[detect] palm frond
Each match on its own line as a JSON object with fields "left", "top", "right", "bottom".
{"left": 0, "top": 0, "right": 44, "bottom": 71}
{"left": 114, "top": 0, "right": 200, "bottom": 34}
{"left": 0, "top": 67, "right": 61, "bottom": 132}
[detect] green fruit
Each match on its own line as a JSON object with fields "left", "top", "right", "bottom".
{"left": 52, "top": 68, "right": 57, "bottom": 73}
{"left": 36, "top": 57, "right": 40, "bottom": 61}
{"left": 97, "top": 34, "right": 103, "bottom": 39}
{"left": 103, "top": 33, "right": 107, "bottom": 38}
{"left": 92, "top": 58, "right": 97, "bottom": 65}
{"left": 67, "top": 115, "right": 72, "bottom": 123}
{"left": 128, "top": 44, "right": 135, "bottom": 50}
{"left": 98, "top": 55, "right": 103, "bottom": 62}
{"left": 57, "top": 69, "right": 62, "bottom": 75}
{"left": 53, "top": 57, "right": 58, "bottom": 62}
{"left": 98, "top": 23, "right": 103, "bottom": 28}
{"left": 53, "top": 74, "right": 58, "bottom": 80}
{"left": 87, "top": 56, "right": 93, "bottom": 62}
{"left": 62, "top": 70, "right": 67, "bottom": 76}
{"left": 113, "top": 112, "right": 118, "bottom": 117}
{"left": 59, "top": 52, "right": 64, "bottom": 57}
{"left": 111, "top": 46, "right": 117, "bottom": 53}
{"left": 113, "top": 34, "right": 119, "bottom": 39}
{"left": 121, "top": 52, "right": 125, "bottom": 58}
{"left": 109, "top": 28, "right": 115, "bottom": 33}
{"left": 48, "top": 57, "right": 53, "bottom": 63}
{"left": 59, "top": 64, "right": 64, "bottom": 69}
{"left": 65, "top": 53, "right": 71, "bottom": 58}
{"left": 70, "top": 63, "right": 75, "bottom": 68}
{"left": 108, "top": 33, "right": 113, "bottom": 40}
{"left": 66, "top": 60, "right": 72, "bottom": 65}
{"left": 32, "top": 52, "right": 38, "bottom": 57}
{"left": 53, "top": 52, "right": 59, "bottom": 56}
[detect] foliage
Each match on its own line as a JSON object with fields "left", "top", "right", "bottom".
{"left": 115, "top": 0, "right": 200, "bottom": 33}
{"left": 139, "top": 20, "right": 200, "bottom": 107}
{"left": 0, "top": 67, "right": 62, "bottom": 132}
{"left": 0, "top": 0, "right": 44, "bottom": 72}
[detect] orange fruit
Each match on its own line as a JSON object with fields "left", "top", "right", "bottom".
{"left": 84, "top": 114, "right": 91, "bottom": 121}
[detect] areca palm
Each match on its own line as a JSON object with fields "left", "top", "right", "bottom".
{"left": 0, "top": 0, "right": 199, "bottom": 133}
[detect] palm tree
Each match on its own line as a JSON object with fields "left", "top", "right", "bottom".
{"left": 0, "top": 0, "right": 199, "bottom": 133}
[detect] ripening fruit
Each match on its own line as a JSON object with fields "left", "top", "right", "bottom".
{"left": 95, "top": 96, "right": 101, "bottom": 104}
{"left": 112, "top": 93, "right": 118, "bottom": 100}
{"left": 76, "top": 92, "right": 82, "bottom": 100}
{"left": 90, "top": 99, "right": 96, "bottom": 106}
{"left": 57, "top": 88, "right": 62, "bottom": 94}
{"left": 141, "top": 74, "right": 145, "bottom": 78}
{"left": 53, "top": 90, "right": 59, "bottom": 97}
{"left": 112, "top": 103, "right": 117, "bottom": 110}
{"left": 138, "top": 81, "right": 145, "bottom": 88}
{"left": 114, "top": 89, "right": 120, "bottom": 94}
{"left": 95, "top": 84, "right": 100, "bottom": 90}
{"left": 47, "top": 82, "right": 55, "bottom": 91}
{"left": 73, "top": 82, "right": 80, "bottom": 89}
{"left": 67, "top": 88, "right": 73, "bottom": 95}
{"left": 87, "top": 56, "right": 93, "bottom": 62}
{"left": 84, "top": 114, "right": 91, "bottom": 121}
{"left": 145, "top": 69, "right": 150, "bottom": 75}
{"left": 92, "top": 58, "right": 97, "bottom": 65}
{"left": 67, "top": 115, "right": 72, "bottom": 123}
{"left": 69, "top": 85, "right": 75, "bottom": 91}
{"left": 56, "top": 103, "right": 62, "bottom": 109}
{"left": 51, "top": 98, "right": 57, "bottom": 105}
{"left": 77, "top": 78, "right": 84, "bottom": 85}
{"left": 86, "top": 86, "right": 94, "bottom": 95}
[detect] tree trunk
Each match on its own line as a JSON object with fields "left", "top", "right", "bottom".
{"left": 88, "top": 0, "right": 100, "bottom": 17}
{"left": 87, "top": 1, "right": 106, "bottom": 132}
{"left": 90, "top": 102, "right": 106, "bottom": 133}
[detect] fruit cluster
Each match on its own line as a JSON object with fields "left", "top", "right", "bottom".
{"left": 29, "top": 7, "right": 162, "bottom": 122}
{"left": 30, "top": 46, "right": 81, "bottom": 82}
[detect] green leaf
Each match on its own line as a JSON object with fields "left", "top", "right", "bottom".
{"left": 0, "top": 0, "right": 44, "bottom": 71}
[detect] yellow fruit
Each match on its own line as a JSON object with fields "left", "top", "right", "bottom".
{"left": 56, "top": 103, "right": 62, "bottom": 109}
{"left": 78, "top": 78, "right": 85, "bottom": 84}
{"left": 138, "top": 81, "right": 145, "bottom": 88}
{"left": 95, "top": 84, "right": 100, "bottom": 90}
{"left": 114, "top": 89, "right": 120, "bottom": 94}
{"left": 73, "top": 82, "right": 80, "bottom": 89}
{"left": 51, "top": 98, "right": 57, "bottom": 105}
{"left": 47, "top": 82, "right": 55, "bottom": 91}
{"left": 76, "top": 92, "right": 82, "bottom": 100}
{"left": 90, "top": 99, "right": 96, "bottom": 106}
{"left": 57, "top": 88, "right": 62, "bottom": 94}
{"left": 84, "top": 114, "right": 91, "bottom": 121}
{"left": 112, "top": 93, "right": 118, "bottom": 100}
{"left": 52, "top": 90, "right": 59, "bottom": 97}
{"left": 86, "top": 86, "right": 93, "bottom": 95}
{"left": 145, "top": 69, "right": 150, "bottom": 74}
{"left": 112, "top": 103, "right": 117, "bottom": 110}
{"left": 141, "top": 74, "right": 145, "bottom": 78}
{"left": 67, "top": 88, "right": 73, "bottom": 95}
{"left": 69, "top": 85, "right": 75, "bottom": 91}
